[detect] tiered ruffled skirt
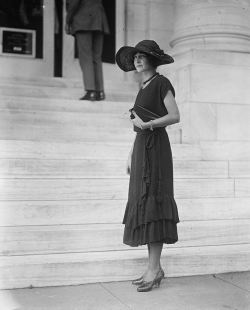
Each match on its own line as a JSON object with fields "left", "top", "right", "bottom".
{"left": 123, "top": 128, "right": 179, "bottom": 246}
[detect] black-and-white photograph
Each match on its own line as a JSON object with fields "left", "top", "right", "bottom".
{"left": 0, "top": 0, "right": 249, "bottom": 309}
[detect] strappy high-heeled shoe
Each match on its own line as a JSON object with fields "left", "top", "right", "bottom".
{"left": 132, "top": 276, "right": 144, "bottom": 286}
{"left": 137, "top": 269, "right": 164, "bottom": 292}
{"left": 132, "top": 267, "right": 165, "bottom": 286}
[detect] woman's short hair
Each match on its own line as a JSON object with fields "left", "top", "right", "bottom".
{"left": 147, "top": 55, "right": 160, "bottom": 69}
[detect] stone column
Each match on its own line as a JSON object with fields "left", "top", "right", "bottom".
{"left": 170, "top": 0, "right": 250, "bottom": 53}
{"left": 165, "top": 0, "right": 250, "bottom": 143}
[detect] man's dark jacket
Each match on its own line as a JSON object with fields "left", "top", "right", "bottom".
{"left": 66, "top": 0, "right": 109, "bottom": 35}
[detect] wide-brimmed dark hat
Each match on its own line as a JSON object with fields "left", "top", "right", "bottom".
{"left": 115, "top": 40, "right": 174, "bottom": 72}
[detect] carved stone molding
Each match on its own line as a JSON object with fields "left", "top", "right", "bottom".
{"left": 170, "top": 0, "right": 250, "bottom": 52}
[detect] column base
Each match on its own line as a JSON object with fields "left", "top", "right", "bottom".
{"left": 160, "top": 49, "right": 250, "bottom": 143}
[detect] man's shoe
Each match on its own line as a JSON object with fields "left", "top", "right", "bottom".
{"left": 96, "top": 91, "right": 105, "bottom": 101}
{"left": 80, "top": 91, "right": 96, "bottom": 101}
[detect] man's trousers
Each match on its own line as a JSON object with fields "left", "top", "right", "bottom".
{"left": 75, "top": 31, "right": 104, "bottom": 91}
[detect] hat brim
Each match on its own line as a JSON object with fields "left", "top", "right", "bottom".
{"left": 115, "top": 46, "right": 174, "bottom": 72}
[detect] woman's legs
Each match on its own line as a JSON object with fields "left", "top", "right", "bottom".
{"left": 144, "top": 242, "right": 163, "bottom": 281}
{"left": 143, "top": 244, "right": 151, "bottom": 277}
{"left": 139, "top": 244, "right": 151, "bottom": 278}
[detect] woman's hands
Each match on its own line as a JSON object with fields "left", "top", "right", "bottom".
{"left": 130, "top": 111, "right": 145, "bottom": 129}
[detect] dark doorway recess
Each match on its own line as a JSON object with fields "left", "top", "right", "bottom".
{"left": 54, "top": 0, "right": 63, "bottom": 77}
{"left": 102, "top": 0, "right": 116, "bottom": 64}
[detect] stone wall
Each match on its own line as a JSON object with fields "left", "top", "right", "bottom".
{"left": 126, "top": 0, "right": 175, "bottom": 51}
{"left": 160, "top": 0, "right": 250, "bottom": 143}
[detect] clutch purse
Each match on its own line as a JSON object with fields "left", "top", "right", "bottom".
{"left": 130, "top": 104, "right": 161, "bottom": 121}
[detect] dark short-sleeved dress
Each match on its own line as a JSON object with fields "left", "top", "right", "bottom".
{"left": 123, "top": 74, "right": 180, "bottom": 247}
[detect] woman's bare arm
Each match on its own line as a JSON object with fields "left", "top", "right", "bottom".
{"left": 142, "top": 90, "right": 180, "bottom": 129}
{"left": 127, "top": 135, "right": 136, "bottom": 174}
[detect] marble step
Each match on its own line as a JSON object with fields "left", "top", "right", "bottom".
{"left": 0, "top": 158, "right": 229, "bottom": 179}
{"left": 0, "top": 96, "right": 133, "bottom": 114}
{"left": 199, "top": 141, "right": 250, "bottom": 161}
{"left": 0, "top": 178, "right": 235, "bottom": 201}
{"left": 0, "top": 140, "right": 201, "bottom": 160}
{"left": 0, "top": 81, "right": 137, "bottom": 102}
{"left": 0, "top": 110, "right": 181, "bottom": 143}
{"left": 1, "top": 220, "right": 249, "bottom": 256}
{"left": 229, "top": 161, "right": 250, "bottom": 178}
{"left": 0, "top": 108, "right": 132, "bottom": 128}
{"left": 1, "top": 243, "right": 249, "bottom": 289}
{"left": 1, "top": 197, "right": 250, "bottom": 227}
{"left": 0, "top": 76, "right": 137, "bottom": 91}
{"left": 235, "top": 179, "right": 250, "bottom": 197}
{"left": 1, "top": 140, "right": 250, "bottom": 161}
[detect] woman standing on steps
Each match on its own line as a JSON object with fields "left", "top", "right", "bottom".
{"left": 115, "top": 40, "right": 180, "bottom": 292}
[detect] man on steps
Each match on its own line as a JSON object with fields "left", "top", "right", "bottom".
{"left": 65, "top": 0, "right": 110, "bottom": 101}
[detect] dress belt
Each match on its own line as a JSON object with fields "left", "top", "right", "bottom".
{"left": 135, "top": 127, "right": 165, "bottom": 135}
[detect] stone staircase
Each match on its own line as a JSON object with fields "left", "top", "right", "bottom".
{"left": 0, "top": 76, "right": 137, "bottom": 102}
{"left": 0, "top": 77, "right": 250, "bottom": 289}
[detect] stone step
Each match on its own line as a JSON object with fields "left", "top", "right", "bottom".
{"left": 0, "top": 140, "right": 201, "bottom": 160}
{"left": 1, "top": 140, "right": 250, "bottom": 161}
{"left": 1, "top": 243, "right": 249, "bottom": 289}
{"left": 0, "top": 110, "right": 181, "bottom": 143}
{"left": 1, "top": 197, "right": 249, "bottom": 227}
{"left": 0, "top": 140, "right": 132, "bottom": 160}
{"left": 0, "top": 178, "right": 235, "bottom": 201}
{"left": 0, "top": 108, "right": 131, "bottom": 128}
{"left": 0, "top": 81, "right": 137, "bottom": 102}
{"left": 229, "top": 161, "right": 250, "bottom": 178}
{"left": 235, "top": 179, "right": 250, "bottom": 197}
{"left": 1, "top": 220, "right": 249, "bottom": 256}
{"left": 0, "top": 95, "right": 183, "bottom": 129}
{"left": 0, "top": 96, "right": 133, "bottom": 114}
{"left": 0, "top": 158, "right": 229, "bottom": 179}
{"left": 0, "top": 76, "right": 137, "bottom": 91}
{"left": 200, "top": 141, "right": 250, "bottom": 160}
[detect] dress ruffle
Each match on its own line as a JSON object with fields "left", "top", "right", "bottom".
{"left": 123, "top": 194, "right": 179, "bottom": 246}
{"left": 123, "top": 195, "right": 179, "bottom": 228}
{"left": 123, "top": 219, "right": 178, "bottom": 247}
